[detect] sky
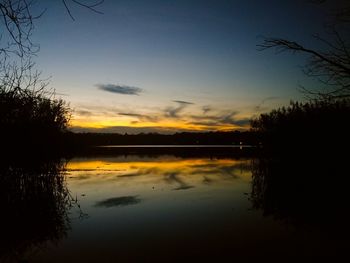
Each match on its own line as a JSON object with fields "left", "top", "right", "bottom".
{"left": 27, "top": 0, "right": 341, "bottom": 133}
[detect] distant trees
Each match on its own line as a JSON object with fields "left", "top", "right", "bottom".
{"left": 250, "top": 99, "right": 350, "bottom": 151}
{"left": 259, "top": 1, "right": 350, "bottom": 100}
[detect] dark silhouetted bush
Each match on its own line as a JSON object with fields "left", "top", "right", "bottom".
{"left": 250, "top": 99, "right": 350, "bottom": 153}
{"left": 0, "top": 85, "right": 71, "bottom": 151}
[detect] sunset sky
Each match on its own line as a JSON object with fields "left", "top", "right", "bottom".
{"left": 31, "top": 0, "right": 339, "bottom": 133}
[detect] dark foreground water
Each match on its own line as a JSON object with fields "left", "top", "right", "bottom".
{"left": 0, "top": 149, "right": 348, "bottom": 262}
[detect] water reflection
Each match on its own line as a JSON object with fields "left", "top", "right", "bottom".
{"left": 95, "top": 196, "right": 142, "bottom": 208}
{"left": 250, "top": 155, "right": 349, "bottom": 260}
{"left": 251, "top": 157, "right": 349, "bottom": 227}
{"left": 0, "top": 158, "right": 75, "bottom": 262}
{"left": 2, "top": 153, "right": 347, "bottom": 262}
{"left": 66, "top": 156, "right": 251, "bottom": 199}
{"left": 33, "top": 155, "right": 256, "bottom": 262}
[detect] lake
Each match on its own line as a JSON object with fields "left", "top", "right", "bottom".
{"left": 1, "top": 150, "right": 347, "bottom": 262}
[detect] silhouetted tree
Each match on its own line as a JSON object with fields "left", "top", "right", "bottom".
{"left": 0, "top": 60, "right": 71, "bottom": 150}
{"left": 0, "top": 0, "right": 103, "bottom": 150}
{"left": 258, "top": 1, "right": 350, "bottom": 100}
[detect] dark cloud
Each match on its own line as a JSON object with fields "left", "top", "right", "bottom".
{"left": 75, "top": 109, "right": 94, "bottom": 116}
{"left": 220, "top": 112, "right": 239, "bottom": 124}
{"left": 202, "top": 105, "right": 212, "bottom": 114}
{"left": 232, "top": 118, "right": 250, "bottom": 126}
{"left": 172, "top": 100, "right": 194, "bottom": 105}
{"left": 189, "top": 111, "right": 250, "bottom": 128}
{"left": 118, "top": 112, "right": 159, "bottom": 122}
{"left": 118, "top": 113, "right": 142, "bottom": 117}
{"left": 164, "top": 106, "right": 183, "bottom": 118}
{"left": 165, "top": 100, "right": 194, "bottom": 118}
{"left": 70, "top": 125, "right": 194, "bottom": 134}
{"left": 95, "top": 196, "right": 141, "bottom": 208}
{"left": 96, "top": 84, "right": 143, "bottom": 95}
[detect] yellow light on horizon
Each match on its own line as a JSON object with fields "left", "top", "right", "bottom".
{"left": 70, "top": 111, "right": 248, "bottom": 132}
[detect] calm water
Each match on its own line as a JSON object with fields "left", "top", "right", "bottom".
{"left": 1, "top": 153, "right": 346, "bottom": 262}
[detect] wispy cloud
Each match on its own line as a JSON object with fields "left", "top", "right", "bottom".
{"left": 118, "top": 112, "right": 159, "bottom": 122}
{"left": 202, "top": 105, "right": 211, "bottom": 114}
{"left": 75, "top": 109, "right": 94, "bottom": 116}
{"left": 70, "top": 125, "right": 193, "bottom": 134}
{"left": 255, "top": 96, "right": 279, "bottom": 111}
{"left": 173, "top": 100, "right": 194, "bottom": 105}
{"left": 165, "top": 100, "right": 194, "bottom": 118}
{"left": 189, "top": 111, "right": 250, "bottom": 128}
{"left": 96, "top": 84, "right": 143, "bottom": 95}
{"left": 71, "top": 101, "right": 252, "bottom": 133}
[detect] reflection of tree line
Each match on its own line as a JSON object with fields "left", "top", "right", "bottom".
{"left": 250, "top": 99, "right": 350, "bottom": 230}
{"left": 250, "top": 153, "right": 349, "bottom": 231}
{"left": 0, "top": 158, "right": 78, "bottom": 262}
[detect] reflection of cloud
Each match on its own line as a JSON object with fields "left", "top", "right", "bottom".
{"left": 202, "top": 176, "right": 213, "bottom": 184}
{"left": 164, "top": 172, "right": 194, "bottom": 191}
{"left": 117, "top": 172, "right": 143, "bottom": 177}
{"left": 117, "top": 167, "right": 159, "bottom": 177}
{"left": 165, "top": 100, "right": 194, "bottom": 118}
{"left": 96, "top": 84, "right": 143, "bottom": 95}
{"left": 189, "top": 163, "right": 246, "bottom": 179}
{"left": 173, "top": 185, "right": 195, "bottom": 190}
{"left": 72, "top": 175, "right": 91, "bottom": 180}
{"left": 219, "top": 166, "right": 239, "bottom": 178}
{"left": 95, "top": 196, "right": 141, "bottom": 208}
{"left": 190, "top": 163, "right": 219, "bottom": 169}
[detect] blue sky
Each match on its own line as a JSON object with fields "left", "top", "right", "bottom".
{"left": 28, "top": 0, "right": 338, "bottom": 133}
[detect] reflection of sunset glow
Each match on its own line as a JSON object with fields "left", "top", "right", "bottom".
{"left": 67, "top": 157, "right": 252, "bottom": 185}
{"left": 68, "top": 158, "right": 245, "bottom": 171}
{"left": 66, "top": 157, "right": 252, "bottom": 205}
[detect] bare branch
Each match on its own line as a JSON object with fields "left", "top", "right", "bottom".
{"left": 62, "top": 0, "right": 75, "bottom": 21}
{"left": 62, "top": 0, "right": 104, "bottom": 21}
{"left": 258, "top": 1, "right": 350, "bottom": 101}
{"left": 259, "top": 37, "right": 350, "bottom": 100}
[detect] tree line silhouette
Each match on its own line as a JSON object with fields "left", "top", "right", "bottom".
{"left": 250, "top": 99, "right": 350, "bottom": 153}
{"left": 66, "top": 131, "right": 259, "bottom": 147}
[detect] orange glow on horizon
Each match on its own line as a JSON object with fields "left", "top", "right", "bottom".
{"left": 70, "top": 117, "right": 246, "bottom": 132}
